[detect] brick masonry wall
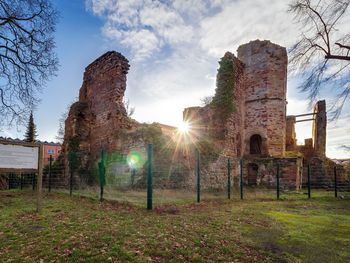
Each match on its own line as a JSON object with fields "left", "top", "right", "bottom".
{"left": 241, "top": 157, "right": 302, "bottom": 189}
{"left": 183, "top": 40, "right": 296, "bottom": 189}
{"left": 286, "top": 116, "right": 297, "bottom": 151}
{"left": 64, "top": 51, "right": 138, "bottom": 175}
{"left": 312, "top": 100, "right": 326, "bottom": 157}
{"left": 238, "top": 40, "right": 287, "bottom": 157}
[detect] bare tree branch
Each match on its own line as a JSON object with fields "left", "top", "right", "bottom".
{"left": 289, "top": 0, "right": 350, "bottom": 117}
{"left": 0, "top": 0, "right": 59, "bottom": 127}
{"left": 335, "top": 42, "right": 350, "bottom": 50}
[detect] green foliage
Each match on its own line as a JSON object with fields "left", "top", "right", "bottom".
{"left": 66, "top": 136, "right": 95, "bottom": 184}
{"left": 141, "top": 123, "right": 166, "bottom": 148}
{"left": 24, "top": 112, "right": 37, "bottom": 143}
{"left": 211, "top": 56, "right": 236, "bottom": 120}
{"left": 43, "top": 154, "right": 64, "bottom": 175}
{"left": 68, "top": 136, "right": 80, "bottom": 152}
{"left": 138, "top": 123, "right": 188, "bottom": 188}
{"left": 196, "top": 139, "right": 220, "bottom": 161}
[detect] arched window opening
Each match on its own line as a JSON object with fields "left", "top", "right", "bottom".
{"left": 250, "top": 134, "right": 262, "bottom": 155}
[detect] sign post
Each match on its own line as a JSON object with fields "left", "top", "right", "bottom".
{"left": 36, "top": 145, "right": 44, "bottom": 213}
{"left": 0, "top": 141, "right": 42, "bottom": 212}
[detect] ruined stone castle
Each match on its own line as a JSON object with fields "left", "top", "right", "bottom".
{"left": 64, "top": 40, "right": 330, "bottom": 189}
{"left": 183, "top": 40, "right": 328, "bottom": 188}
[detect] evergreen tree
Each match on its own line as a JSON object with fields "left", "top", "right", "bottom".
{"left": 24, "top": 112, "right": 38, "bottom": 143}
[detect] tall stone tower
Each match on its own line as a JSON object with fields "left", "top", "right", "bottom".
{"left": 238, "top": 40, "right": 288, "bottom": 157}
{"left": 64, "top": 51, "right": 131, "bottom": 172}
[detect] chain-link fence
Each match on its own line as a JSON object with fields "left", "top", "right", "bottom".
{"left": 2, "top": 145, "right": 349, "bottom": 208}
{"left": 0, "top": 173, "right": 37, "bottom": 190}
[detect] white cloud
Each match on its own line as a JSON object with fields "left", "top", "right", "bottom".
{"left": 199, "top": 0, "right": 297, "bottom": 57}
{"left": 119, "top": 29, "right": 160, "bottom": 61}
{"left": 86, "top": 0, "right": 350, "bottom": 158}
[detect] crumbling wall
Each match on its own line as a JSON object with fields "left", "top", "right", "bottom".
{"left": 183, "top": 40, "right": 293, "bottom": 189}
{"left": 238, "top": 40, "right": 287, "bottom": 157}
{"left": 243, "top": 157, "right": 302, "bottom": 190}
{"left": 286, "top": 116, "right": 297, "bottom": 151}
{"left": 64, "top": 51, "right": 136, "bottom": 180}
{"left": 64, "top": 52, "right": 194, "bottom": 187}
{"left": 312, "top": 100, "right": 327, "bottom": 157}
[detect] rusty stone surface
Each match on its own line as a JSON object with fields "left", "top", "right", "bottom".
{"left": 312, "top": 100, "right": 327, "bottom": 157}
{"left": 238, "top": 40, "right": 288, "bottom": 157}
{"left": 183, "top": 40, "right": 329, "bottom": 190}
{"left": 63, "top": 42, "right": 331, "bottom": 191}
{"left": 286, "top": 116, "right": 296, "bottom": 151}
{"left": 184, "top": 40, "right": 288, "bottom": 159}
{"left": 64, "top": 51, "right": 136, "bottom": 175}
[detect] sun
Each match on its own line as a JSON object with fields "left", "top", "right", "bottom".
{"left": 177, "top": 121, "right": 191, "bottom": 134}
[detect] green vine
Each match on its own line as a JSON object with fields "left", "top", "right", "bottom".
{"left": 211, "top": 55, "right": 236, "bottom": 121}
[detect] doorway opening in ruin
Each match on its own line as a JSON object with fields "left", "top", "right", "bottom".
{"left": 248, "top": 163, "right": 259, "bottom": 185}
{"left": 250, "top": 134, "right": 262, "bottom": 155}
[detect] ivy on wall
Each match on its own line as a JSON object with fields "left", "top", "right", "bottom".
{"left": 211, "top": 55, "right": 236, "bottom": 121}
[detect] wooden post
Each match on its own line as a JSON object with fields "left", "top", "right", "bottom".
{"left": 36, "top": 144, "right": 44, "bottom": 213}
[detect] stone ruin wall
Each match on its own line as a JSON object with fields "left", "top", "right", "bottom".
{"left": 184, "top": 40, "right": 288, "bottom": 159}
{"left": 64, "top": 51, "right": 194, "bottom": 188}
{"left": 183, "top": 40, "right": 339, "bottom": 190}
{"left": 286, "top": 100, "right": 327, "bottom": 158}
{"left": 77, "top": 51, "right": 131, "bottom": 157}
{"left": 183, "top": 40, "right": 292, "bottom": 189}
{"left": 286, "top": 116, "right": 297, "bottom": 151}
{"left": 312, "top": 100, "right": 327, "bottom": 157}
{"left": 64, "top": 52, "right": 145, "bottom": 180}
{"left": 238, "top": 40, "right": 287, "bottom": 157}
{"left": 285, "top": 100, "right": 332, "bottom": 187}
{"left": 63, "top": 41, "right": 335, "bottom": 191}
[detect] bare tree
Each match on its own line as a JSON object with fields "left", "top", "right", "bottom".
{"left": 0, "top": 0, "right": 58, "bottom": 127}
{"left": 56, "top": 108, "right": 68, "bottom": 144}
{"left": 56, "top": 98, "right": 78, "bottom": 143}
{"left": 201, "top": 96, "right": 213, "bottom": 106}
{"left": 289, "top": 0, "right": 350, "bottom": 117}
{"left": 123, "top": 97, "right": 135, "bottom": 117}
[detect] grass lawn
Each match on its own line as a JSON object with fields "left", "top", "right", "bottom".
{"left": 0, "top": 190, "right": 349, "bottom": 262}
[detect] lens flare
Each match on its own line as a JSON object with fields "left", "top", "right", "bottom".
{"left": 177, "top": 121, "right": 191, "bottom": 133}
{"left": 126, "top": 151, "right": 144, "bottom": 169}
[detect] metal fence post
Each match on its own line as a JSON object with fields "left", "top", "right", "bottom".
{"left": 99, "top": 146, "right": 106, "bottom": 202}
{"left": 227, "top": 158, "right": 231, "bottom": 199}
{"left": 196, "top": 149, "right": 201, "bottom": 203}
{"left": 131, "top": 168, "right": 136, "bottom": 186}
{"left": 147, "top": 144, "right": 153, "bottom": 210}
{"left": 334, "top": 166, "right": 338, "bottom": 198}
{"left": 20, "top": 173, "right": 23, "bottom": 190}
{"left": 240, "top": 159, "right": 243, "bottom": 200}
{"left": 276, "top": 163, "right": 280, "bottom": 200}
{"left": 307, "top": 164, "right": 311, "bottom": 199}
{"left": 48, "top": 155, "right": 52, "bottom": 192}
{"left": 69, "top": 152, "right": 75, "bottom": 197}
{"left": 8, "top": 174, "right": 11, "bottom": 190}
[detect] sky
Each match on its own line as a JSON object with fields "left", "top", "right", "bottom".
{"left": 0, "top": 0, "right": 349, "bottom": 159}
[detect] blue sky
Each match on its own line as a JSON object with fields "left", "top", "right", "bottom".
{"left": 1, "top": 0, "right": 349, "bottom": 159}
